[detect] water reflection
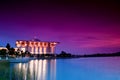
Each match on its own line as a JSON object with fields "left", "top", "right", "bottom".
{"left": 1, "top": 57, "right": 119, "bottom": 80}
{"left": 10, "top": 59, "right": 56, "bottom": 80}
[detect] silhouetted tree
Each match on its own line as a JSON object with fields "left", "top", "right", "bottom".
{"left": 0, "top": 49, "right": 7, "bottom": 56}
{"left": 15, "top": 48, "right": 20, "bottom": 56}
{"left": 57, "top": 51, "right": 72, "bottom": 57}
{"left": 61, "top": 51, "right": 67, "bottom": 54}
{"left": 21, "top": 51, "right": 25, "bottom": 57}
{"left": 6, "top": 43, "right": 11, "bottom": 51}
{"left": 9, "top": 47, "right": 15, "bottom": 55}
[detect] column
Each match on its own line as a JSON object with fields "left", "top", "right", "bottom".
{"left": 43, "top": 42, "right": 48, "bottom": 54}
{"left": 29, "top": 41, "right": 35, "bottom": 54}
{"left": 50, "top": 42, "right": 57, "bottom": 54}
{"left": 47, "top": 46, "right": 51, "bottom": 54}
{"left": 51, "top": 47, "right": 55, "bottom": 54}
{"left": 43, "top": 47, "right": 47, "bottom": 54}
{"left": 31, "top": 46, "right": 34, "bottom": 54}
{"left": 39, "top": 47, "right": 42, "bottom": 54}
{"left": 38, "top": 42, "right": 43, "bottom": 54}
{"left": 35, "top": 47, "right": 38, "bottom": 54}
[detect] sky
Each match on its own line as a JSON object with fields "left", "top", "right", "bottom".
{"left": 0, "top": 0, "right": 120, "bottom": 54}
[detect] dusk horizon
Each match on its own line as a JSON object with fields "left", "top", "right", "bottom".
{"left": 0, "top": 0, "right": 120, "bottom": 54}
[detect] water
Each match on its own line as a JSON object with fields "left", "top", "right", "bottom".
{"left": 0, "top": 57, "right": 120, "bottom": 80}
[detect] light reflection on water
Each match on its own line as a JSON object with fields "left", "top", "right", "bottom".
{"left": 10, "top": 59, "right": 56, "bottom": 80}
{"left": 1, "top": 57, "right": 120, "bottom": 80}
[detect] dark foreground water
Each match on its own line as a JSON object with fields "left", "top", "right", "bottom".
{"left": 0, "top": 57, "right": 120, "bottom": 80}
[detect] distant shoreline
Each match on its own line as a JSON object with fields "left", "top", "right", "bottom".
{"left": 54, "top": 51, "right": 120, "bottom": 59}
{"left": 0, "top": 56, "right": 120, "bottom": 62}
{"left": 0, "top": 51, "right": 120, "bottom": 61}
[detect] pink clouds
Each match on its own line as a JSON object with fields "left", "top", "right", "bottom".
{"left": 78, "top": 38, "right": 120, "bottom": 48}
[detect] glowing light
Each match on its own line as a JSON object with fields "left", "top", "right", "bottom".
{"left": 53, "top": 42, "right": 57, "bottom": 45}
{"left": 25, "top": 43, "right": 27, "bottom": 46}
{"left": 18, "top": 63, "right": 22, "bottom": 69}
{"left": 11, "top": 59, "right": 56, "bottom": 80}
{"left": 19, "top": 41, "right": 22, "bottom": 43}
{"left": 16, "top": 41, "right": 18, "bottom": 44}
{"left": 35, "top": 60, "right": 38, "bottom": 80}
{"left": 17, "top": 44, "right": 21, "bottom": 47}
{"left": 43, "top": 60, "right": 47, "bottom": 80}
{"left": 38, "top": 60, "right": 42, "bottom": 80}
{"left": 21, "top": 48, "right": 26, "bottom": 52}
{"left": 29, "top": 60, "right": 34, "bottom": 79}
{"left": 14, "top": 48, "right": 18, "bottom": 51}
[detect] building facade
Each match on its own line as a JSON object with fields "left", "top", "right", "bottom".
{"left": 16, "top": 40, "right": 59, "bottom": 54}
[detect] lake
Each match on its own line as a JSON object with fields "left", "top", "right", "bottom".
{"left": 0, "top": 57, "right": 120, "bottom": 80}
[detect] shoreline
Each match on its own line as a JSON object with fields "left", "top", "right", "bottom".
{"left": 0, "top": 55, "right": 120, "bottom": 62}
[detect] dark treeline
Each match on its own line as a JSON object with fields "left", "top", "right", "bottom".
{"left": 0, "top": 43, "right": 31, "bottom": 57}
{"left": 56, "top": 51, "right": 72, "bottom": 58}
{"left": 56, "top": 51, "right": 120, "bottom": 58}
{"left": 81, "top": 52, "right": 120, "bottom": 57}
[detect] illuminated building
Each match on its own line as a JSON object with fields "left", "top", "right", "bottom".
{"left": 16, "top": 39, "right": 59, "bottom": 54}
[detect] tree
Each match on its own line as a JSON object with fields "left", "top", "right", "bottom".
{"left": 9, "top": 47, "right": 15, "bottom": 55}
{"left": 61, "top": 51, "right": 67, "bottom": 54}
{"left": 0, "top": 49, "right": 7, "bottom": 56}
{"left": 6, "top": 43, "right": 11, "bottom": 51}
{"left": 57, "top": 51, "right": 72, "bottom": 57}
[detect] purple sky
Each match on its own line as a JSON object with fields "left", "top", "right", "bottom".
{"left": 0, "top": 0, "right": 120, "bottom": 54}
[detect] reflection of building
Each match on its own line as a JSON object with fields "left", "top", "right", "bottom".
{"left": 29, "top": 60, "right": 56, "bottom": 80}
{"left": 10, "top": 59, "right": 56, "bottom": 80}
{"left": 16, "top": 39, "right": 59, "bottom": 54}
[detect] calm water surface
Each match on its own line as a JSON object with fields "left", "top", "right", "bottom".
{"left": 0, "top": 57, "right": 120, "bottom": 80}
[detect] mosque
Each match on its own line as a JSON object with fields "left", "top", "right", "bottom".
{"left": 16, "top": 39, "right": 59, "bottom": 54}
